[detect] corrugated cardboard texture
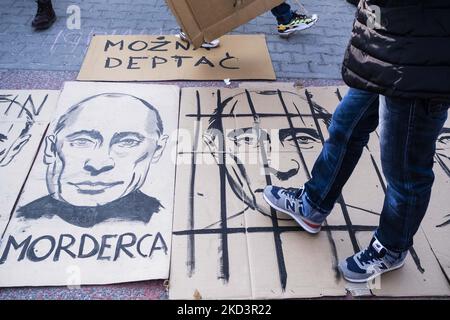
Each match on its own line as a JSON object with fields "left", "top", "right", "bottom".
{"left": 77, "top": 35, "right": 275, "bottom": 81}
{"left": 169, "top": 84, "right": 450, "bottom": 299}
{"left": 165, "top": 0, "right": 284, "bottom": 48}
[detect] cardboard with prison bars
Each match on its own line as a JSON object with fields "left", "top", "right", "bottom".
{"left": 0, "top": 83, "right": 449, "bottom": 298}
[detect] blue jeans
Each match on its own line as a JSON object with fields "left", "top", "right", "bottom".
{"left": 271, "top": 2, "right": 294, "bottom": 24}
{"left": 304, "top": 88, "right": 449, "bottom": 252}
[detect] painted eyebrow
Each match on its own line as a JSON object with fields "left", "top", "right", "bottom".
{"left": 440, "top": 128, "right": 450, "bottom": 134}
{"left": 66, "top": 130, "right": 103, "bottom": 143}
{"left": 111, "top": 132, "right": 145, "bottom": 145}
{"left": 278, "top": 128, "right": 320, "bottom": 141}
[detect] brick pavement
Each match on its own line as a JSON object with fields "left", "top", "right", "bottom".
{"left": 0, "top": 0, "right": 356, "bottom": 80}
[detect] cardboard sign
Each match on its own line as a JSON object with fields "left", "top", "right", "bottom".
{"left": 165, "top": 0, "right": 284, "bottom": 48}
{"left": 169, "top": 84, "right": 450, "bottom": 299}
{"left": 0, "top": 91, "right": 59, "bottom": 237}
{"left": 0, "top": 82, "right": 179, "bottom": 287}
{"left": 77, "top": 35, "right": 276, "bottom": 82}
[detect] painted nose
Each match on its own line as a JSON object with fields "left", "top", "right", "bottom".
{"left": 83, "top": 150, "right": 115, "bottom": 176}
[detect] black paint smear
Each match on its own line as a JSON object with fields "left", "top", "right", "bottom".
{"left": 335, "top": 88, "right": 343, "bottom": 102}
{"left": 408, "top": 246, "right": 425, "bottom": 274}
{"left": 186, "top": 91, "right": 201, "bottom": 277}
{"left": 305, "top": 89, "right": 341, "bottom": 280}
{"left": 173, "top": 225, "right": 377, "bottom": 236}
{"left": 436, "top": 214, "right": 450, "bottom": 228}
{"left": 368, "top": 152, "right": 387, "bottom": 193}
{"left": 185, "top": 112, "right": 316, "bottom": 118}
{"left": 202, "top": 206, "right": 250, "bottom": 230}
{"left": 216, "top": 90, "right": 230, "bottom": 282}
{"left": 345, "top": 204, "right": 381, "bottom": 216}
{"left": 436, "top": 153, "right": 450, "bottom": 178}
{"left": 247, "top": 89, "right": 287, "bottom": 291}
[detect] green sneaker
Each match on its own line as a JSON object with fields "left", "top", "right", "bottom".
{"left": 277, "top": 12, "right": 318, "bottom": 37}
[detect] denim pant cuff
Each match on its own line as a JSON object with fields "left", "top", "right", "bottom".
{"left": 304, "top": 192, "right": 330, "bottom": 216}
{"left": 374, "top": 230, "right": 410, "bottom": 253}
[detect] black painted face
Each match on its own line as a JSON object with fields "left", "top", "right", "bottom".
{"left": 46, "top": 95, "right": 163, "bottom": 207}
{"left": 0, "top": 98, "right": 33, "bottom": 167}
{"left": 204, "top": 90, "right": 329, "bottom": 214}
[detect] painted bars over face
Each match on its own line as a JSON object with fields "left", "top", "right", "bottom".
{"left": 44, "top": 94, "right": 167, "bottom": 207}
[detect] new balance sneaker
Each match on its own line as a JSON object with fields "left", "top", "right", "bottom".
{"left": 178, "top": 30, "right": 220, "bottom": 49}
{"left": 338, "top": 236, "right": 408, "bottom": 283}
{"left": 32, "top": 0, "right": 56, "bottom": 30}
{"left": 277, "top": 12, "right": 319, "bottom": 37}
{"left": 263, "top": 185, "right": 327, "bottom": 234}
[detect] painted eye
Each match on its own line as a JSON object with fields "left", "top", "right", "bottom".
{"left": 286, "top": 134, "right": 318, "bottom": 144}
{"left": 70, "top": 138, "right": 95, "bottom": 148}
{"left": 438, "top": 135, "right": 450, "bottom": 145}
{"left": 116, "top": 139, "right": 141, "bottom": 148}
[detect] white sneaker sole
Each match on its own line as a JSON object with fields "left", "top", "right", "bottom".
{"left": 263, "top": 192, "right": 321, "bottom": 234}
{"left": 341, "top": 260, "right": 406, "bottom": 283}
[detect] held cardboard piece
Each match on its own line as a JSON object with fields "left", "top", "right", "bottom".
{"left": 169, "top": 84, "right": 450, "bottom": 299}
{"left": 165, "top": 0, "right": 284, "bottom": 48}
{"left": 77, "top": 35, "right": 276, "bottom": 82}
{"left": 0, "top": 91, "right": 60, "bottom": 237}
{"left": 0, "top": 82, "right": 179, "bottom": 286}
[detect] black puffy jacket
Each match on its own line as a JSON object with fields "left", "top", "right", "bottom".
{"left": 342, "top": 0, "right": 450, "bottom": 99}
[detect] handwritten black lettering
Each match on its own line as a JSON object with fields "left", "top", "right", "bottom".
{"left": 128, "top": 40, "right": 148, "bottom": 51}
{"left": 98, "top": 234, "right": 118, "bottom": 261}
{"left": 26, "top": 235, "right": 56, "bottom": 262}
{"left": 78, "top": 234, "right": 99, "bottom": 259}
{"left": 171, "top": 55, "right": 193, "bottom": 68}
{"left": 114, "top": 233, "right": 137, "bottom": 260}
{"left": 0, "top": 235, "right": 31, "bottom": 264}
{"left": 53, "top": 234, "right": 76, "bottom": 261}
{"left": 149, "top": 232, "right": 168, "bottom": 256}
{"left": 195, "top": 56, "right": 215, "bottom": 68}
{"left": 137, "top": 234, "right": 152, "bottom": 258}
{"left": 175, "top": 40, "right": 190, "bottom": 51}
{"left": 105, "top": 57, "right": 122, "bottom": 69}
{"left": 127, "top": 56, "right": 148, "bottom": 70}
{"left": 148, "top": 39, "right": 171, "bottom": 52}
{"left": 0, "top": 233, "right": 167, "bottom": 263}
{"left": 152, "top": 56, "right": 168, "bottom": 69}
{"left": 220, "top": 52, "right": 239, "bottom": 70}
{"left": 104, "top": 39, "right": 124, "bottom": 52}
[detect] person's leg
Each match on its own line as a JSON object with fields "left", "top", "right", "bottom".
{"left": 272, "top": 2, "right": 318, "bottom": 36}
{"left": 376, "top": 96, "right": 449, "bottom": 252}
{"left": 32, "top": 0, "right": 56, "bottom": 30}
{"left": 339, "top": 96, "right": 449, "bottom": 283}
{"left": 271, "top": 2, "right": 293, "bottom": 25}
{"left": 304, "top": 88, "right": 379, "bottom": 212}
{"left": 264, "top": 88, "right": 379, "bottom": 233}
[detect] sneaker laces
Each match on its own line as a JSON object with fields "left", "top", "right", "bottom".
{"left": 357, "top": 245, "right": 384, "bottom": 266}
{"left": 292, "top": 12, "right": 314, "bottom": 22}
{"left": 280, "top": 187, "right": 304, "bottom": 200}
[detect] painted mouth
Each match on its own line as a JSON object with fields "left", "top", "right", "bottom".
{"left": 68, "top": 181, "right": 124, "bottom": 194}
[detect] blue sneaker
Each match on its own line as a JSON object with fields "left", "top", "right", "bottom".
{"left": 338, "top": 236, "right": 408, "bottom": 283}
{"left": 263, "top": 185, "right": 327, "bottom": 234}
